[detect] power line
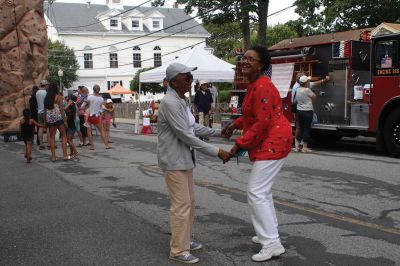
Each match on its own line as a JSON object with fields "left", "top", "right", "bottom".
{"left": 49, "top": 23, "right": 202, "bottom": 57}
{"left": 45, "top": 0, "right": 154, "bottom": 29}
{"left": 48, "top": 4, "right": 295, "bottom": 71}
{"left": 47, "top": 0, "right": 243, "bottom": 52}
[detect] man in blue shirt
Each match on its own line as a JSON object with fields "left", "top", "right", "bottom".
{"left": 194, "top": 80, "right": 213, "bottom": 131}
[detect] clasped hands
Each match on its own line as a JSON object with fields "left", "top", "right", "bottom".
{"left": 217, "top": 123, "right": 239, "bottom": 164}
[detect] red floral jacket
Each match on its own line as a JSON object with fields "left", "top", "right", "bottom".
{"left": 233, "top": 75, "right": 292, "bottom": 161}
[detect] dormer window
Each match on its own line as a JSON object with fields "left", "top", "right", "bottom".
{"left": 110, "top": 19, "right": 118, "bottom": 27}
{"left": 132, "top": 19, "right": 140, "bottom": 29}
{"left": 152, "top": 19, "right": 161, "bottom": 30}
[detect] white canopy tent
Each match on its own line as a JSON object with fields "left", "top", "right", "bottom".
{"left": 139, "top": 46, "right": 235, "bottom": 83}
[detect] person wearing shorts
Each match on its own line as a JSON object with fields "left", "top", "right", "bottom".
{"left": 65, "top": 95, "right": 78, "bottom": 158}
{"left": 85, "top": 84, "right": 111, "bottom": 150}
{"left": 102, "top": 99, "right": 115, "bottom": 143}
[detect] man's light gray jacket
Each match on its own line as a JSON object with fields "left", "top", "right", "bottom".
{"left": 157, "top": 88, "right": 220, "bottom": 171}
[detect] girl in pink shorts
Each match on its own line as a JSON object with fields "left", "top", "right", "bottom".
{"left": 102, "top": 99, "right": 115, "bottom": 143}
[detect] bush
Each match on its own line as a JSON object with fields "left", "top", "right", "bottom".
{"left": 218, "top": 90, "right": 231, "bottom": 103}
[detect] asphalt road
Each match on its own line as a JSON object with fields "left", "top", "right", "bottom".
{"left": 1, "top": 124, "right": 399, "bottom": 266}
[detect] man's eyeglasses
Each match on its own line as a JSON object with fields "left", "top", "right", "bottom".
{"left": 241, "top": 56, "right": 260, "bottom": 63}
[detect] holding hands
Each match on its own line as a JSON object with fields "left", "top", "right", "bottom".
{"left": 218, "top": 124, "right": 242, "bottom": 163}
{"left": 218, "top": 148, "right": 232, "bottom": 164}
{"left": 218, "top": 143, "right": 242, "bottom": 164}
{"left": 221, "top": 123, "right": 236, "bottom": 139}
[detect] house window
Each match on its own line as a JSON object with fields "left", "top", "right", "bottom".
{"left": 153, "top": 20, "right": 160, "bottom": 29}
{"left": 84, "top": 53, "right": 93, "bottom": 69}
{"left": 110, "top": 53, "right": 118, "bottom": 68}
{"left": 154, "top": 46, "right": 162, "bottom": 67}
{"left": 133, "top": 46, "right": 141, "bottom": 68}
{"left": 132, "top": 20, "right": 140, "bottom": 29}
{"left": 110, "top": 19, "right": 118, "bottom": 27}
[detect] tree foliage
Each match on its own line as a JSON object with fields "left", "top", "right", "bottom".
{"left": 130, "top": 68, "right": 165, "bottom": 95}
{"left": 204, "top": 21, "right": 241, "bottom": 62}
{"left": 47, "top": 39, "right": 79, "bottom": 89}
{"left": 265, "top": 23, "right": 299, "bottom": 48}
{"left": 294, "top": 0, "right": 400, "bottom": 34}
{"left": 152, "top": 0, "right": 270, "bottom": 49}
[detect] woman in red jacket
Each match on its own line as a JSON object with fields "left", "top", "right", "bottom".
{"left": 223, "top": 45, "right": 292, "bottom": 262}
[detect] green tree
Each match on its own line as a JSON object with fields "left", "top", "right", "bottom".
{"left": 47, "top": 39, "right": 79, "bottom": 89}
{"left": 204, "top": 21, "right": 241, "bottom": 62}
{"left": 294, "top": 0, "right": 400, "bottom": 34}
{"left": 250, "top": 23, "right": 299, "bottom": 48}
{"left": 152, "top": 0, "right": 271, "bottom": 49}
{"left": 131, "top": 68, "right": 164, "bottom": 95}
{"left": 266, "top": 23, "right": 299, "bottom": 48}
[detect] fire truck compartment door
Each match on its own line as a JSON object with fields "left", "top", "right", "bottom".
{"left": 314, "top": 61, "right": 348, "bottom": 125}
{"left": 271, "top": 63, "right": 295, "bottom": 98}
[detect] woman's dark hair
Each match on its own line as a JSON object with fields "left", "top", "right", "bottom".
{"left": 67, "top": 94, "right": 77, "bottom": 119}
{"left": 22, "top": 108, "right": 31, "bottom": 125}
{"left": 44, "top": 83, "right": 59, "bottom": 110}
{"left": 249, "top": 45, "right": 271, "bottom": 72}
{"left": 31, "top": 86, "right": 39, "bottom": 96}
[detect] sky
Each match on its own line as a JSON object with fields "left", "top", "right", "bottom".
{"left": 55, "top": 0, "right": 299, "bottom": 25}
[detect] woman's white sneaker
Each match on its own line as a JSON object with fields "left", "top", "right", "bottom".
{"left": 251, "top": 242, "right": 285, "bottom": 262}
{"left": 251, "top": 236, "right": 260, "bottom": 244}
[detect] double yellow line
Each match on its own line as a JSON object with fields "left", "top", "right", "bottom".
{"left": 196, "top": 180, "right": 400, "bottom": 236}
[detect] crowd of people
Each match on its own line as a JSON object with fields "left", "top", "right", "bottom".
{"left": 18, "top": 44, "right": 327, "bottom": 264}
{"left": 21, "top": 82, "right": 115, "bottom": 162}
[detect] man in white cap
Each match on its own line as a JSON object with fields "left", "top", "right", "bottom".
{"left": 194, "top": 80, "right": 213, "bottom": 134}
{"left": 157, "top": 63, "right": 231, "bottom": 264}
{"left": 36, "top": 80, "right": 49, "bottom": 149}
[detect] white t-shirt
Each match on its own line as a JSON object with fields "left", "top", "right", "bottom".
{"left": 296, "top": 87, "right": 314, "bottom": 111}
{"left": 87, "top": 95, "right": 104, "bottom": 116}
{"left": 186, "top": 106, "right": 195, "bottom": 136}
{"left": 36, "top": 89, "right": 47, "bottom": 114}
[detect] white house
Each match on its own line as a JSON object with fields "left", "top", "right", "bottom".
{"left": 44, "top": 0, "right": 209, "bottom": 97}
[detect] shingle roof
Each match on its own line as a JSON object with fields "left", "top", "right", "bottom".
{"left": 44, "top": 2, "right": 209, "bottom": 35}
{"left": 269, "top": 28, "right": 374, "bottom": 50}
{"left": 382, "top": 22, "right": 400, "bottom": 32}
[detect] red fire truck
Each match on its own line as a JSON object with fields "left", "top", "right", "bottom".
{"left": 267, "top": 31, "right": 400, "bottom": 157}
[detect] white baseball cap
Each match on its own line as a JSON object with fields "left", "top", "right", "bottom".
{"left": 199, "top": 80, "right": 208, "bottom": 86}
{"left": 40, "top": 80, "right": 49, "bottom": 86}
{"left": 166, "top": 63, "right": 197, "bottom": 81}
{"left": 106, "top": 99, "right": 113, "bottom": 103}
{"left": 299, "top": 75, "right": 312, "bottom": 83}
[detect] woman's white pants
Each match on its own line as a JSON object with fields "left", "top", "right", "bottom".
{"left": 247, "top": 159, "right": 285, "bottom": 246}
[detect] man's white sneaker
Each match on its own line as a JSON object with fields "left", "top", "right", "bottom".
{"left": 169, "top": 253, "right": 199, "bottom": 264}
{"left": 251, "top": 242, "right": 285, "bottom": 262}
{"left": 190, "top": 240, "right": 203, "bottom": 251}
{"left": 251, "top": 236, "right": 260, "bottom": 244}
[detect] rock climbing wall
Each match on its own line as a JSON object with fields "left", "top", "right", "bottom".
{"left": 0, "top": 0, "right": 48, "bottom": 131}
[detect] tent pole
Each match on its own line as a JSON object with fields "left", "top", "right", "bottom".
{"left": 135, "top": 82, "right": 142, "bottom": 134}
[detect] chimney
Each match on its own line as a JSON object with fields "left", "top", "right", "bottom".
{"left": 87, "top": 1, "right": 91, "bottom": 8}
{"left": 173, "top": 2, "right": 179, "bottom": 8}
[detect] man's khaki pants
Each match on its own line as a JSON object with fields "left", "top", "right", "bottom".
{"left": 198, "top": 112, "right": 210, "bottom": 128}
{"left": 165, "top": 169, "right": 195, "bottom": 257}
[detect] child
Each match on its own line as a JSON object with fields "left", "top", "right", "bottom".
{"left": 64, "top": 95, "right": 79, "bottom": 159}
{"left": 101, "top": 99, "right": 116, "bottom": 143}
{"left": 20, "top": 109, "right": 44, "bottom": 163}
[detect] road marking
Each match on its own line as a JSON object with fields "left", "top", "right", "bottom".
{"left": 196, "top": 180, "right": 400, "bottom": 236}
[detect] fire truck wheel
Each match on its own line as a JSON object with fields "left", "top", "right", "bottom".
{"left": 383, "top": 108, "right": 400, "bottom": 158}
